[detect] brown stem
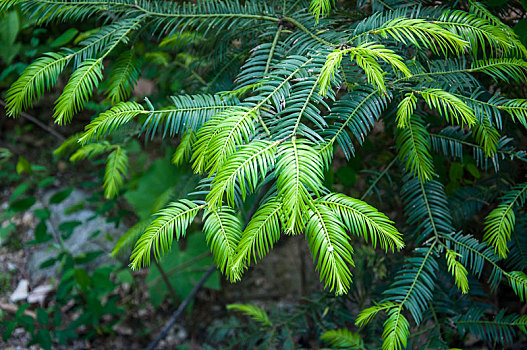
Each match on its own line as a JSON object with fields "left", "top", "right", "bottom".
{"left": 0, "top": 100, "right": 66, "bottom": 142}
{"left": 0, "top": 301, "right": 37, "bottom": 319}
{"left": 154, "top": 260, "right": 179, "bottom": 304}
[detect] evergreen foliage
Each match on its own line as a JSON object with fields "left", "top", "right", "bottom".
{"left": 3, "top": 0, "right": 527, "bottom": 347}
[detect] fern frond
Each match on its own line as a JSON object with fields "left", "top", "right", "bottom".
{"left": 471, "top": 116, "right": 500, "bottom": 157}
{"left": 369, "top": 17, "right": 467, "bottom": 56}
{"left": 53, "top": 58, "right": 103, "bottom": 125}
{"left": 320, "top": 329, "right": 363, "bottom": 349}
{"left": 306, "top": 202, "right": 354, "bottom": 295}
{"left": 226, "top": 304, "right": 272, "bottom": 327}
{"left": 355, "top": 302, "right": 396, "bottom": 327}
{"left": 418, "top": 88, "right": 476, "bottom": 126}
{"left": 309, "top": 0, "right": 333, "bottom": 22}
{"left": 318, "top": 193, "right": 404, "bottom": 252}
{"left": 396, "top": 93, "right": 416, "bottom": 128}
{"left": 472, "top": 59, "right": 527, "bottom": 83}
{"left": 69, "top": 142, "right": 112, "bottom": 162}
{"left": 395, "top": 115, "right": 435, "bottom": 183}
{"left": 106, "top": 50, "right": 140, "bottom": 104}
{"left": 507, "top": 271, "right": 527, "bottom": 302}
{"left": 5, "top": 52, "right": 70, "bottom": 117}
{"left": 437, "top": 10, "right": 522, "bottom": 58}
{"left": 192, "top": 106, "right": 256, "bottom": 175}
{"left": 401, "top": 178, "right": 455, "bottom": 241}
{"left": 319, "top": 49, "right": 342, "bottom": 96}
{"left": 143, "top": 94, "right": 239, "bottom": 139}
{"left": 129, "top": 199, "right": 203, "bottom": 270}
{"left": 324, "top": 87, "right": 389, "bottom": 158}
{"left": 383, "top": 244, "right": 438, "bottom": 323}
{"left": 276, "top": 138, "right": 324, "bottom": 234}
{"left": 381, "top": 307, "right": 410, "bottom": 350}
{"left": 484, "top": 183, "right": 527, "bottom": 259}
{"left": 172, "top": 130, "right": 196, "bottom": 166}
{"left": 111, "top": 219, "right": 150, "bottom": 258}
{"left": 103, "top": 146, "right": 128, "bottom": 199}
{"left": 455, "top": 307, "right": 527, "bottom": 345}
{"left": 79, "top": 101, "right": 145, "bottom": 144}
{"left": 500, "top": 99, "right": 527, "bottom": 128}
{"left": 207, "top": 140, "right": 278, "bottom": 208}
{"left": 446, "top": 249, "right": 469, "bottom": 294}
{"left": 203, "top": 207, "right": 242, "bottom": 276}
{"left": 230, "top": 198, "right": 282, "bottom": 280}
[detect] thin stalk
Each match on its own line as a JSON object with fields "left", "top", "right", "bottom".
{"left": 392, "top": 60, "right": 526, "bottom": 85}
{"left": 154, "top": 260, "right": 179, "bottom": 304}
{"left": 174, "top": 61, "right": 207, "bottom": 85}
{"left": 146, "top": 265, "right": 216, "bottom": 350}
{"left": 146, "top": 251, "right": 212, "bottom": 287}
{"left": 264, "top": 26, "right": 283, "bottom": 75}
{"left": 360, "top": 157, "right": 397, "bottom": 201}
{"left": 256, "top": 25, "right": 284, "bottom": 136}
{"left": 429, "top": 302, "right": 443, "bottom": 340}
{"left": 0, "top": 100, "right": 65, "bottom": 141}
{"left": 282, "top": 16, "right": 336, "bottom": 47}
{"left": 206, "top": 51, "right": 247, "bottom": 92}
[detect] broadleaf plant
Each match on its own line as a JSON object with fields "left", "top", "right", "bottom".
{"left": 3, "top": 0, "right": 527, "bottom": 348}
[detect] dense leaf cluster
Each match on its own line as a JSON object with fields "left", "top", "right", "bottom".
{"left": 3, "top": 0, "right": 527, "bottom": 348}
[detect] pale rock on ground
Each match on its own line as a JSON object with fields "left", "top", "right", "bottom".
{"left": 9, "top": 279, "right": 28, "bottom": 303}
{"left": 26, "top": 188, "right": 128, "bottom": 283}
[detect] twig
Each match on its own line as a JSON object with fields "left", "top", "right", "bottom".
{"left": 0, "top": 302, "right": 37, "bottom": 319}
{"left": 360, "top": 156, "right": 397, "bottom": 201}
{"left": 146, "top": 265, "right": 216, "bottom": 350}
{"left": 147, "top": 251, "right": 211, "bottom": 287}
{"left": 154, "top": 260, "right": 179, "bottom": 305}
{"left": 0, "top": 100, "right": 66, "bottom": 142}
